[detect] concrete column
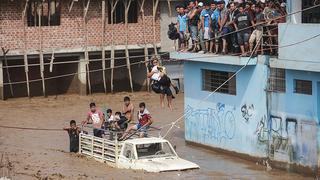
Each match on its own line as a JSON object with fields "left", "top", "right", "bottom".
{"left": 288, "top": 0, "right": 302, "bottom": 24}
{"left": 0, "top": 60, "right": 4, "bottom": 100}
{"left": 78, "top": 55, "right": 87, "bottom": 95}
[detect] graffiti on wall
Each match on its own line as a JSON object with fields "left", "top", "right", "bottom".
{"left": 254, "top": 114, "right": 318, "bottom": 166}
{"left": 255, "top": 115, "right": 268, "bottom": 143}
{"left": 241, "top": 104, "right": 254, "bottom": 123}
{"left": 185, "top": 103, "right": 236, "bottom": 144}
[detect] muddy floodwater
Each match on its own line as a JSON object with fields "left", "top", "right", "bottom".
{"left": 0, "top": 92, "right": 312, "bottom": 179}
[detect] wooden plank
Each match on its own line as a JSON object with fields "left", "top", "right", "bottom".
{"left": 110, "top": 47, "right": 115, "bottom": 93}
{"left": 124, "top": 0, "right": 133, "bottom": 92}
{"left": 167, "top": 0, "right": 172, "bottom": 17}
{"left": 83, "top": 1, "right": 91, "bottom": 94}
{"left": 144, "top": 47, "right": 150, "bottom": 91}
{"left": 40, "top": 53, "right": 45, "bottom": 97}
{"left": 83, "top": 0, "right": 91, "bottom": 18}
{"left": 38, "top": 4, "right": 46, "bottom": 97}
{"left": 22, "top": 0, "right": 30, "bottom": 97}
{"left": 110, "top": 0, "right": 119, "bottom": 93}
{"left": 68, "top": 0, "right": 75, "bottom": 13}
{"left": 102, "top": 0, "right": 107, "bottom": 93}
{"left": 152, "top": 0, "right": 159, "bottom": 56}
{"left": 23, "top": 54, "right": 30, "bottom": 97}
{"left": 1, "top": 48, "right": 13, "bottom": 97}
{"left": 139, "top": 0, "right": 150, "bottom": 91}
{"left": 125, "top": 49, "right": 133, "bottom": 92}
{"left": 0, "top": 59, "right": 3, "bottom": 100}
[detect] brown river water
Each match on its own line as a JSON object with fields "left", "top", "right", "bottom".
{"left": 0, "top": 92, "right": 311, "bottom": 179}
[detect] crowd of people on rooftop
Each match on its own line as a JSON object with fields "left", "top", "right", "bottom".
{"left": 171, "top": 0, "right": 287, "bottom": 56}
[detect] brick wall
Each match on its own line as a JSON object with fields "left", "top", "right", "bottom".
{"left": 0, "top": 0, "right": 161, "bottom": 54}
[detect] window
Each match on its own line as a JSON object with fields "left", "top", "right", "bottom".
{"left": 108, "top": 1, "right": 138, "bottom": 24}
{"left": 202, "top": 69, "right": 236, "bottom": 95}
{"left": 27, "top": 0, "right": 61, "bottom": 27}
{"left": 122, "top": 144, "right": 135, "bottom": 159}
{"left": 294, "top": 79, "right": 312, "bottom": 95}
{"left": 269, "top": 68, "right": 286, "bottom": 92}
{"left": 302, "top": 0, "right": 320, "bottom": 23}
{"left": 136, "top": 143, "right": 176, "bottom": 159}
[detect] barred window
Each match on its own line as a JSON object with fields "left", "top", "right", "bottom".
{"left": 27, "top": 0, "right": 61, "bottom": 27}
{"left": 302, "top": 0, "right": 320, "bottom": 23}
{"left": 294, "top": 79, "right": 312, "bottom": 95}
{"left": 202, "top": 69, "right": 236, "bottom": 95}
{"left": 269, "top": 68, "right": 286, "bottom": 92}
{"left": 108, "top": 1, "right": 138, "bottom": 24}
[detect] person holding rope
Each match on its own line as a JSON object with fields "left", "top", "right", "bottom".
{"left": 63, "top": 120, "right": 80, "bottom": 153}
{"left": 82, "top": 102, "right": 105, "bottom": 138}
{"left": 118, "top": 102, "right": 153, "bottom": 141}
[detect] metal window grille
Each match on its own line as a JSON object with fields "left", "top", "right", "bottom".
{"left": 302, "top": 0, "right": 320, "bottom": 23}
{"left": 294, "top": 79, "right": 312, "bottom": 95}
{"left": 202, "top": 69, "right": 236, "bottom": 95}
{"left": 269, "top": 68, "right": 286, "bottom": 92}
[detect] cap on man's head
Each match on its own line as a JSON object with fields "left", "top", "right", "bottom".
{"left": 198, "top": 2, "right": 204, "bottom": 7}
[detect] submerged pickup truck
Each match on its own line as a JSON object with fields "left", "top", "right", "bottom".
{"left": 79, "top": 132, "right": 199, "bottom": 172}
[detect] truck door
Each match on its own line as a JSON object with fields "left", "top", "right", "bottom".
{"left": 118, "top": 143, "right": 136, "bottom": 169}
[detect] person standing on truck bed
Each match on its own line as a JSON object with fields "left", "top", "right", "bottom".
{"left": 82, "top": 102, "right": 105, "bottom": 138}
{"left": 118, "top": 102, "right": 153, "bottom": 141}
{"left": 122, "top": 96, "right": 134, "bottom": 122}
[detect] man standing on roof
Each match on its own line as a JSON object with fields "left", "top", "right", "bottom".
{"left": 187, "top": 0, "right": 200, "bottom": 52}
{"left": 199, "top": 1, "right": 211, "bottom": 54}
{"left": 82, "top": 102, "right": 104, "bottom": 138}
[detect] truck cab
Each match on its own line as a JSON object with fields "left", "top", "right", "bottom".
{"left": 118, "top": 137, "right": 199, "bottom": 172}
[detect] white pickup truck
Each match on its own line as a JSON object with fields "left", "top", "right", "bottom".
{"left": 79, "top": 132, "right": 199, "bottom": 172}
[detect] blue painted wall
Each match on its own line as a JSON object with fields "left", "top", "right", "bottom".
{"left": 184, "top": 57, "right": 320, "bottom": 169}
{"left": 278, "top": 23, "right": 320, "bottom": 64}
{"left": 184, "top": 57, "right": 269, "bottom": 158}
{"left": 269, "top": 69, "right": 320, "bottom": 167}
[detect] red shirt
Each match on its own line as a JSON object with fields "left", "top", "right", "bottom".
{"left": 139, "top": 114, "right": 151, "bottom": 126}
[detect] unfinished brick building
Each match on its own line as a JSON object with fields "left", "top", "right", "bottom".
{"left": 0, "top": 0, "right": 175, "bottom": 99}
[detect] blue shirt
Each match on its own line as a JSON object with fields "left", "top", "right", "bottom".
{"left": 177, "top": 14, "right": 188, "bottom": 32}
{"left": 200, "top": 9, "right": 210, "bottom": 28}
{"left": 211, "top": 9, "right": 220, "bottom": 29}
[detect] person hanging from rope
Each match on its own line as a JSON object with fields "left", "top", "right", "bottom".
{"left": 63, "top": 120, "right": 80, "bottom": 153}
{"left": 82, "top": 102, "right": 105, "bottom": 138}
{"left": 118, "top": 102, "right": 153, "bottom": 141}
{"left": 147, "top": 57, "right": 179, "bottom": 111}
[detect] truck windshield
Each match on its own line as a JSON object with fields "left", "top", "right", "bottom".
{"left": 136, "top": 142, "right": 176, "bottom": 159}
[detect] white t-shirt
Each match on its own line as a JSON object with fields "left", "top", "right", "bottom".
{"left": 151, "top": 66, "right": 160, "bottom": 81}
{"left": 107, "top": 115, "right": 115, "bottom": 122}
